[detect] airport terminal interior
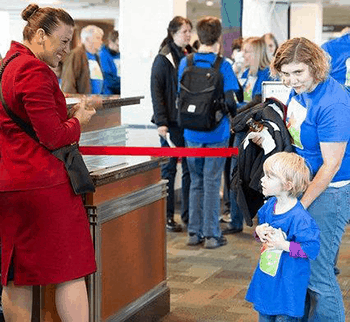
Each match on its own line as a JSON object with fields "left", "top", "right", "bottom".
{"left": 0, "top": 0, "right": 349, "bottom": 321}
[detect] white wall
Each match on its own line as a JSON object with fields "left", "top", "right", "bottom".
{"left": 242, "top": 0, "right": 271, "bottom": 38}
{"left": 120, "top": 0, "right": 186, "bottom": 125}
{"left": 270, "top": 3, "right": 289, "bottom": 46}
{"left": 0, "top": 11, "right": 11, "bottom": 57}
{"left": 290, "top": 3, "right": 323, "bottom": 45}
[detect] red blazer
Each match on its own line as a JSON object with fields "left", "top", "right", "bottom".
{"left": 0, "top": 41, "right": 81, "bottom": 191}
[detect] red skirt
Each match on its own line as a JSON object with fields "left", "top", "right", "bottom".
{"left": 0, "top": 182, "right": 96, "bottom": 286}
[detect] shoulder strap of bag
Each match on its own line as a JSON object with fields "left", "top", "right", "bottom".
{"left": 213, "top": 54, "right": 223, "bottom": 71}
{"left": 0, "top": 52, "right": 39, "bottom": 142}
{"left": 187, "top": 53, "right": 222, "bottom": 70}
{"left": 186, "top": 53, "right": 194, "bottom": 67}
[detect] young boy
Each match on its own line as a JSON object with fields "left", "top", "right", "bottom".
{"left": 245, "top": 152, "right": 320, "bottom": 321}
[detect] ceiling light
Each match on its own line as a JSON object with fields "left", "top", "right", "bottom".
{"left": 206, "top": 0, "right": 214, "bottom": 6}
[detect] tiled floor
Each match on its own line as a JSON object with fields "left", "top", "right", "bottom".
{"left": 161, "top": 215, "right": 350, "bottom": 322}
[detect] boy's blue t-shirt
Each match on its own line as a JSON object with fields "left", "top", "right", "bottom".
{"left": 246, "top": 197, "right": 320, "bottom": 317}
{"left": 177, "top": 53, "right": 240, "bottom": 144}
{"left": 86, "top": 52, "right": 104, "bottom": 94}
{"left": 322, "top": 33, "right": 350, "bottom": 86}
{"left": 285, "top": 77, "right": 350, "bottom": 182}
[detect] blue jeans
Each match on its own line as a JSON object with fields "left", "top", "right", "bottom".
{"left": 259, "top": 313, "right": 301, "bottom": 322}
{"left": 302, "top": 183, "right": 350, "bottom": 322}
{"left": 229, "top": 131, "right": 246, "bottom": 229}
{"left": 186, "top": 139, "right": 228, "bottom": 238}
{"left": 160, "top": 126, "right": 190, "bottom": 223}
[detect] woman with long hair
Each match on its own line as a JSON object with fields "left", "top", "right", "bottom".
{"left": 150, "top": 16, "right": 193, "bottom": 231}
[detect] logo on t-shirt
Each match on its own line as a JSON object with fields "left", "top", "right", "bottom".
{"left": 345, "top": 57, "right": 350, "bottom": 86}
{"left": 114, "top": 57, "right": 121, "bottom": 78}
{"left": 243, "top": 75, "right": 257, "bottom": 102}
{"left": 88, "top": 59, "right": 103, "bottom": 80}
{"left": 286, "top": 98, "right": 307, "bottom": 149}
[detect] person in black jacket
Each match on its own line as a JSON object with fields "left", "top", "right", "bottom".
{"left": 150, "top": 16, "right": 193, "bottom": 232}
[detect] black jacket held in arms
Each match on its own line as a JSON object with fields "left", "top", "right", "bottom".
{"left": 230, "top": 97, "right": 293, "bottom": 227}
{"left": 150, "top": 42, "right": 190, "bottom": 127}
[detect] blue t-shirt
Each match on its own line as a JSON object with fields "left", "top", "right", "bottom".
{"left": 239, "top": 67, "right": 273, "bottom": 105}
{"left": 286, "top": 77, "right": 350, "bottom": 182}
{"left": 178, "top": 53, "right": 240, "bottom": 143}
{"left": 246, "top": 197, "right": 320, "bottom": 317}
{"left": 99, "top": 45, "right": 121, "bottom": 95}
{"left": 322, "top": 34, "right": 350, "bottom": 86}
{"left": 86, "top": 52, "right": 103, "bottom": 94}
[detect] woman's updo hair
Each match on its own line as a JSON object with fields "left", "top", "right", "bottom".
{"left": 21, "top": 4, "right": 74, "bottom": 42}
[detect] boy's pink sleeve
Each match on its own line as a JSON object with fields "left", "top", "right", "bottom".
{"left": 289, "top": 242, "right": 308, "bottom": 258}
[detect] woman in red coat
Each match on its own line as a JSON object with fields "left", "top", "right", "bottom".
{"left": 0, "top": 4, "right": 97, "bottom": 321}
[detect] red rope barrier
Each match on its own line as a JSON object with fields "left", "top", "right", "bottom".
{"left": 79, "top": 146, "right": 239, "bottom": 157}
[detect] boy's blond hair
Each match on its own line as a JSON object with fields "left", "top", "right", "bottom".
{"left": 263, "top": 152, "right": 310, "bottom": 197}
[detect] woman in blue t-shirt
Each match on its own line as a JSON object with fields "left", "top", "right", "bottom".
{"left": 254, "top": 37, "right": 350, "bottom": 322}
{"left": 239, "top": 37, "right": 273, "bottom": 111}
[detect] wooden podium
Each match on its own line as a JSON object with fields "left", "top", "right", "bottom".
{"left": 35, "top": 157, "right": 170, "bottom": 322}
{"left": 32, "top": 96, "right": 170, "bottom": 321}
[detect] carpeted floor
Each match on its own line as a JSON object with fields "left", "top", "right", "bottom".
{"left": 161, "top": 214, "right": 350, "bottom": 322}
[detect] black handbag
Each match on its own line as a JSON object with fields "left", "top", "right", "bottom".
{"left": 0, "top": 53, "right": 95, "bottom": 195}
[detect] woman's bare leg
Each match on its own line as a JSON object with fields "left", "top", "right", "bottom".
{"left": 55, "top": 278, "right": 89, "bottom": 322}
{"left": 2, "top": 281, "right": 32, "bottom": 322}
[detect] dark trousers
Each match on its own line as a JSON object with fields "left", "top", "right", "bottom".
{"left": 222, "top": 133, "right": 235, "bottom": 213}
{"left": 160, "top": 126, "right": 190, "bottom": 224}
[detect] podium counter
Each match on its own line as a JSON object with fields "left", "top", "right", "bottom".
{"left": 34, "top": 96, "right": 170, "bottom": 322}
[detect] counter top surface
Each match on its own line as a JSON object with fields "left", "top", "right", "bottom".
{"left": 87, "top": 156, "right": 167, "bottom": 186}
{"left": 71, "top": 95, "right": 164, "bottom": 186}
{"left": 66, "top": 95, "right": 144, "bottom": 109}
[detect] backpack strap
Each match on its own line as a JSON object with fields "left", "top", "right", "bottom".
{"left": 187, "top": 53, "right": 223, "bottom": 69}
{"left": 186, "top": 53, "right": 194, "bottom": 67}
{"left": 213, "top": 54, "right": 223, "bottom": 70}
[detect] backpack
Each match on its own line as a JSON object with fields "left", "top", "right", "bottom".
{"left": 177, "top": 53, "right": 226, "bottom": 131}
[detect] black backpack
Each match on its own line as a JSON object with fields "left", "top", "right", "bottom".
{"left": 177, "top": 53, "right": 226, "bottom": 131}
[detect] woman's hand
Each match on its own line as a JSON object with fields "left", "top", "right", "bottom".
{"left": 158, "top": 126, "right": 168, "bottom": 138}
{"left": 72, "top": 98, "right": 96, "bottom": 126}
{"left": 251, "top": 132, "right": 264, "bottom": 147}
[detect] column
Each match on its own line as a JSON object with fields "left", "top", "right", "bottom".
{"left": 120, "top": 0, "right": 187, "bottom": 125}
{"left": 221, "top": 0, "right": 242, "bottom": 58}
{"left": 242, "top": 0, "right": 271, "bottom": 38}
{"left": 290, "top": 3, "right": 323, "bottom": 44}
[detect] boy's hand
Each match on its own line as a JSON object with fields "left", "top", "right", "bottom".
{"left": 266, "top": 228, "right": 290, "bottom": 251}
{"left": 256, "top": 223, "right": 273, "bottom": 243}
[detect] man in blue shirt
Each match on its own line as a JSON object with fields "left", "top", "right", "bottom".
{"left": 99, "top": 30, "right": 120, "bottom": 95}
